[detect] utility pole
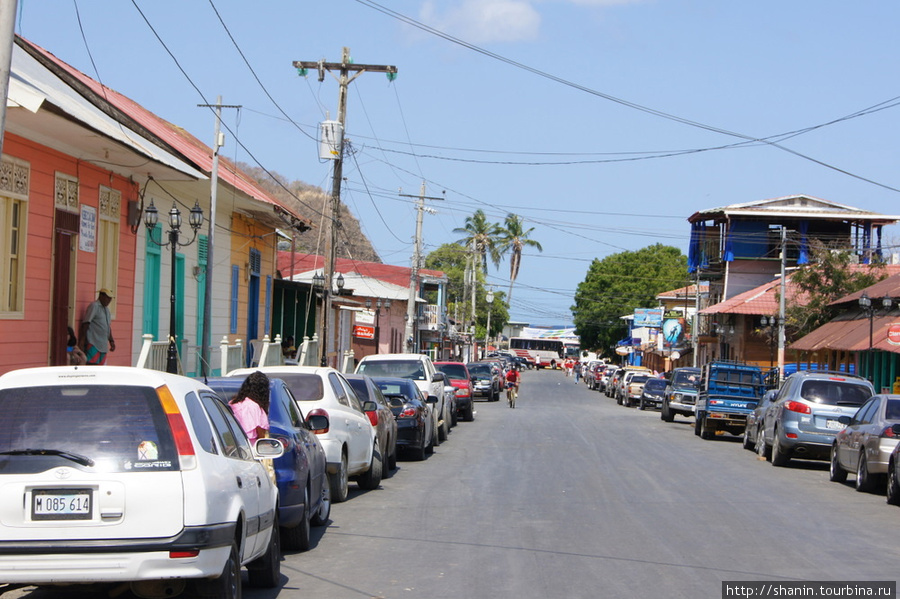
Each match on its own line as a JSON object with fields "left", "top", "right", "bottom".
{"left": 400, "top": 182, "right": 443, "bottom": 354}
{"left": 197, "top": 97, "right": 241, "bottom": 376}
{"left": 0, "top": 0, "right": 18, "bottom": 156}
{"left": 777, "top": 226, "right": 787, "bottom": 383}
{"left": 293, "top": 48, "right": 397, "bottom": 366}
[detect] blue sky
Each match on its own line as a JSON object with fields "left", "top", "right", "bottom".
{"left": 18, "top": 1, "right": 900, "bottom": 326}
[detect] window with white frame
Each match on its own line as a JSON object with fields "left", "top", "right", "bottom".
{"left": 0, "top": 157, "right": 30, "bottom": 317}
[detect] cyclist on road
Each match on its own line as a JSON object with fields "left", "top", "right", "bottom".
{"left": 505, "top": 367, "right": 521, "bottom": 408}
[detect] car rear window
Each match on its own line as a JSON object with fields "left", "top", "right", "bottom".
{"left": 275, "top": 373, "right": 325, "bottom": 402}
{"left": 373, "top": 380, "right": 416, "bottom": 400}
{"left": 358, "top": 360, "right": 426, "bottom": 380}
{"left": 0, "top": 385, "right": 178, "bottom": 473}
{"left": 799, "top": 379, "right": 872, "bottom": 406}
{"left": 467, "top": 364, "right": 492, "bottom": 376}
{"left": 630, "top": 375, "right": 650, "bottom": 384}
{"left": 436, "top": 364, "right": 468, "bottom": 379}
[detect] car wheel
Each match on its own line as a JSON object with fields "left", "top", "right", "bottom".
{"left": 387, "top": 441, "right": 398, "bottom": 473}
{"left": 451, "top": 406, "right": 458, "bottom": 427}
{"left": 195, "top": 540, "right": 241, "bottom": 599}
{"left": 856, "top": 452, "right": 877, "bottom": 493}
{"left": 742, "top": 425, "right": 754, "bottom": 450}
{"left": 311, "top": 475, "right": 331, "bottom": 526}
{"left": 329, "top": 452, "right": 349, "bottom": 503}
{"left": 281, "top": 485, "right": 311, "bottom": 551}
{"left": 829, "top": 445, "right": 848, "bottom": 483}
{"left": 465, "top": 403, "right": 475, "bottom": 422}
{"left": 771, "top": 430, "right": 790, "bottom": 467}
{"left": 755, "top": 428, "right": 770, "bottom": 460}
{"left": 699, "top": 415, "right": 713, "bottom": 440}
{"left": 887, "top": 459, "right": 900, "bottom": 505}
{"left": 357, "top": 443, "right": 382, "bottom": 491}
{"left": 694, "top": 413, "right": 702, "bottom": 437}
{"left": 425, "top": 423, "right": 435, "bottom": 455}
{"left": 248, "top": 517, "right": 281, "bottom": 588}
{"left": 661, "top": 402, "right": 674, "bottom": 423}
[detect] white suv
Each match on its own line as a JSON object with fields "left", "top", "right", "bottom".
{"left": 229, "top": 366, "right": 381, "bottom": 503}
{"left": 0, "top": 366, "right": 284, "bottom": 599}
{"left": 356, "top": 353, "right": 451, "bottom": 443}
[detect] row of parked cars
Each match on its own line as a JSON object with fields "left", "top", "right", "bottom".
{"left": 590, "top": 358, "right": 900, "bottom": 508}
{"left": 0, "top": 352, "right": 491, "bottom": 598}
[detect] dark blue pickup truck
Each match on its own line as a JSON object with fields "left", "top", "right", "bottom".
{"left": 694, "top": 361, "right": 767, "bottom": 440}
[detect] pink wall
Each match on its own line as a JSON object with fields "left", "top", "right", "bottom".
{"left": 0, "top": 134, "right": 139, "bottom": 375}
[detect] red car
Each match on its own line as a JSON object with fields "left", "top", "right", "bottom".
{"left": 435, "top": 361, "right": 475, "bottom": 422}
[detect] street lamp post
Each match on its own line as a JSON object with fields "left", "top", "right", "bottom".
{"left": 858, "top": 291, "right": 893, "bottom": 382}
{"left": 485, "top": 289, "right": 494, "bottom": 357}
{"left": 365, "top": 298, "right": 392, "bottom": 355}
{"left": 144, "top": 199, "right": 204, "bottom": 374}
{"left": 760, "top": 315, "right": 780, "bottom": 368}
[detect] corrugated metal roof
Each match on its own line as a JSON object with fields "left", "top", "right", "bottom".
{"left": 688, "top": 194, "right": 900, "bottom": 224}
{"left": 18, "top": 36, "right": 306, "bottom": 224}
{"left": 790, "top": 311, "right": 900, "bottom": 353}
{"left": 276, "top": 253, "right": 447, "bottom": 289}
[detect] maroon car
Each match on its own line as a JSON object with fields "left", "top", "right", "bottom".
{"left": 435, "top": 361, "right": 475, "bottom": 422}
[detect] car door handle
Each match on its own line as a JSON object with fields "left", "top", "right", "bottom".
{"left": 236, "top": 476, "right": 243, "bottom": 489}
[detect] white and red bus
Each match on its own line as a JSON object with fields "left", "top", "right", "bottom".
{"left": 509, "top": 337, "right": 565, "bottom": 368}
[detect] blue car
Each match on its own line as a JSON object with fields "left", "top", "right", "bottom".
{"left": 205, "top": 376, "right": 331, "bottom": 551}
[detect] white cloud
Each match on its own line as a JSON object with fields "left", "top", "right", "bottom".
{"left": 420, "top": 0, "right": 542, "bottom": 44}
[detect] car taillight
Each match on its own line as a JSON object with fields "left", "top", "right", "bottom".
{"left": 308, "top": 408, "right": 329, "bottom": 434}
{"left": 784, "top": 400, "right": 811, "bottom": 414}
{"left": 399, "top": 406, "right": 417, "bottom": 418}
{"left": 272, "top": 435, "right": 293, "bottom": 451}
{"left": 156, "top": 385, "right": 196, "bottom": 469}
{"left": 366, "top": 411, "right": 379, "bottom": 427}
{"left": 883, "top": 426, "right": 896, "bottom": 438}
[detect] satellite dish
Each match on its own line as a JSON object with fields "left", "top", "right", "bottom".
{"left": 670, "top": 351, "right": 681, "bottom": 360}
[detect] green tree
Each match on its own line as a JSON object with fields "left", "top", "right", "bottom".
{"left": 453, "top": 210, "right": 502, "bottom": 273}
{"left": 785, "top": 240, "right": 888, "bottom": 338}
{"left": 572, "top": 244, "right": 688, "bottom": 353}
{"left": 497, "top": 213, "right": 542, "bottom": 304}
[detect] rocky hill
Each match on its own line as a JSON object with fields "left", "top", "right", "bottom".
{"left": 240, "top": 163, "right": 381, "bottom": 263}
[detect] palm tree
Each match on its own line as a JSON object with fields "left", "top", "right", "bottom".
{"left": 497, "top": 213, "right": 542, "bottom": 304}
{"left": 453, "top": 209, "right": 502, "bottom": 273}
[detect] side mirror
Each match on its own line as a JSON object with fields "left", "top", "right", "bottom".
{"left": 255, "top": 437, "right": 285, "bottom": 459}
{"left": 426, "top": 395, "right": 438, "bottom": 404}
{"left": 432, "top": 372, "right": 445, "bottom": 382}
{"left": 892, "top": 423, "right": 900, "bottom": 437}
{"left": 838, "top": 415, "right": 852, "bottom": 426}
{"left": 362, "top": 400, "right": 378, "bottom": 412}
{"left": 389, "top": 397, "right": 405, "bottom": 409}
{"left": 306, "top": 412, "right": 330, "bottom": 434}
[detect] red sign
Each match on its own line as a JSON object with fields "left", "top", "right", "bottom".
{"left": 887, "top": 323, "right": 900, "bottom": 346}
{"left": 353, "top": 325, "right": 375, "bottom": 339}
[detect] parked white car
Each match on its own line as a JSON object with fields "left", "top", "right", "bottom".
{"left": 356, "top": 353, "right": 451, "bottom": 443}
{"left": 229, "top": 366, "right": 381, "bottom": 503}
{"left": 0, "top": 366, "right": 284, "bottom": 599}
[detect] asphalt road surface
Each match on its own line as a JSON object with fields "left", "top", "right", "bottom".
{"left": 6, "top": 368, "right": 899, "bottom": 599}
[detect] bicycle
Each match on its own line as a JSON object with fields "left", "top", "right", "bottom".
{"left": 506, "top": 382, "right": 517, "bottom": 408}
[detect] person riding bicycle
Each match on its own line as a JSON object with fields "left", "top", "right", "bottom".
{"left": 505, "top": 366, "right": 520, "bottom": 392}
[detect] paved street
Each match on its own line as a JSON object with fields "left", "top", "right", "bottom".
{"left": 7, "top": 368, "right": 899, "bottom": 599}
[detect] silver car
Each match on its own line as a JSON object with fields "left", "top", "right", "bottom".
{"left": 830, "top": 394, "right": 900, "bottom": 492}
{"left": 760, "top": 371, "right": 874, "bottom": 467}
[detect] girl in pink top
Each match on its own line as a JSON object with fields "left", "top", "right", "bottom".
{"left": 229, "top": 371, "right": 270, "bottom": 444}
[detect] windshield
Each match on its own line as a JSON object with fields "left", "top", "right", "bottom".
{"left": 672, "top": 370, "right": 700, "bottom": 388}
{"left": 358, "top": 360, "right": 426, "bottom": 380}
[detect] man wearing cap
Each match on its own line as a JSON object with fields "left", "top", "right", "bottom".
{"left": 80, "top": 288, "right": 116, "bottom": 365}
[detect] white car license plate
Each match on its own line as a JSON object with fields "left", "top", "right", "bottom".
{"left": 32, "top": 488, "right": 92, "bottom": 520}
{"left": 825, "top": 419, "right": 845, "bottom": 431}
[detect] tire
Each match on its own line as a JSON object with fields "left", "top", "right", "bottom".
{"left": 742, "top": 425, "right": 754, "bottom": 450}
{"left": 248, "top": 517, "right": 281, "bottom": 588}
{"left": 694, "top": 413, "right": 702, "bottom": 437}
{"left": 887, "top": 459, "right": 900, "bottom": 505}
{"left": 195, "top": 540, "right": 241, "bottom": 599}
{"left": 281, "top": 485, "right": 311, "bottom": 551}
{"left": 771, "top": 430, "right": 790, "bottom": 467}
{"left": 329, "top": 452, "right": 349, "bottom": 503}
{"left": 450, "top": 406, "right": 458, "bottom": 427}
{"left": 425, "top": 424, "right": 435, "bottom": 455}
{"left": 438, "top": 418, "right": 449, "bottom": 443}
{"left": 756, "top": 428, "right": 770, "bottom": 460}
{"left": 387, "top": 441, "right": 398, "bottom": 473}
{"left": 699, "top": 415, "right": 713, "bottom": 440}
{"left": 464, "top": 403, "right": 475, "bottom": 422}
{"left": 856, "top": 452, "right": 877, "bottom": 493}
{"left": 311, "top": 475, "right": 331, "bottom": 527}
{"left": 830, "top": 445, "right": 848, "bottom": 483}
{"left": 357, "top": 444, "right": 382, "bottom": 491}
{"left": 639, "top": 398, "right": 646, "bottom": 411}
{"left": 661, "top": 402, "right": 674, "bottom": 423}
